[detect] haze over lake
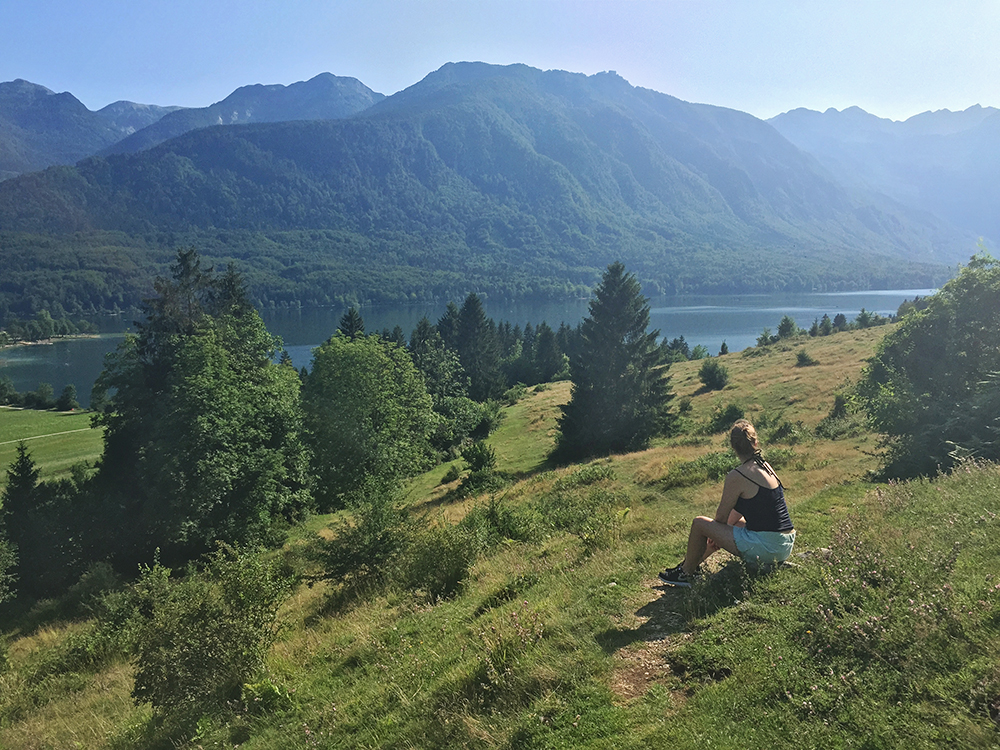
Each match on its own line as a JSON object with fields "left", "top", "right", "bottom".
{"left": 0, "top": 289, "right": 933, "bottom": 408}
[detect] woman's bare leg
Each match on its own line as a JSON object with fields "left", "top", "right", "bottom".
{"left": 699, "top": 511, "right": 745, "bottom": 564}
{"left": 683, "top": 516, "right": 740, "bottom": 574}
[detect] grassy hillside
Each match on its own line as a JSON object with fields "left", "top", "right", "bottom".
{"left": 3, "top": 326, "right": 999, "bottom": 749}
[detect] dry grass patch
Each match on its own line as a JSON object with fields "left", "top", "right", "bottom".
{"left": 0, "top": 663, "right": 143, "bottom": 750}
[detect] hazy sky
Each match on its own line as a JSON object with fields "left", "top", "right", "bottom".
{"left": 3, "top": 0, "right": 998, "bottom": 121}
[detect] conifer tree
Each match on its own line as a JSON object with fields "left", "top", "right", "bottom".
{"left": 436, "top": 302, "right": 461, "bottom": 349}
{"left": 409, "top": 317, "right": 467, "bottom": 402}
{"left": 534, "top": 322, "right": 564, "bottom": 382}
{"left": 1, "top": 441, "right": 40, "bottom": 552}
{"left": 455, "top": 293, "right": 505, "bottom": 401}
{"left": 554, "top": 262, "right": 675, "bottom": 460}
{"left": 338, "top": 306, "right": 365, "bottom": 339}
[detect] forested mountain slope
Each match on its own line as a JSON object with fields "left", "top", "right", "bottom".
{"left": 0, "top": 79, "right": 178, "bottom": 181}
{"left": 0, "top": 64, "right": 965, "bottom": 317}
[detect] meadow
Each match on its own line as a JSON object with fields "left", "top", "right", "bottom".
{"left": 2, "top": 325, "right": 998, "bottom": 749}
{"left": 0, "top": 408, "right": 103, "bottom": 487}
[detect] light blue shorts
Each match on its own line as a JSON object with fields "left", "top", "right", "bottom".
{"left": 733, "top": 527, "right": 796, "bottom": 566}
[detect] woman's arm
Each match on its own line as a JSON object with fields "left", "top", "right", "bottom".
{"left": 713, "top": 470, "right": 744, "bottom": 523}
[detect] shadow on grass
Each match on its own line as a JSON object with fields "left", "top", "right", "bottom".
{"left": 596, "top": 561, "right": 780, "bottom": 655}
{"left": 595, "top": 587, "right": 689, "bottom": 654}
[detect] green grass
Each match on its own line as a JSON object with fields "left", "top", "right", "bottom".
{"left": 5, "top": 328, "right": 1000, "bottom": 749}
{"left": 0, "top": 407, "right": 104, "bottom": 486}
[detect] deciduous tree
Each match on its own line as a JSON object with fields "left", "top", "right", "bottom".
{"left": 858, "top": 250, "right": 1000, "bottom": 477}
{"left": 303, "top": 334, "right": 434, "bottom": 509}
{"left": 92, "top": 250, "right": 310, "bottom": 567}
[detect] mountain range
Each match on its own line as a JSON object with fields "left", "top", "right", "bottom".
{"left": 0, "top": 63, "right": 991, "bottom": 319}
{"left": 769, "top": 104, "right": 1000, "bottom": 244}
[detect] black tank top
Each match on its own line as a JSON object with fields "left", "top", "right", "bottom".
{"left": 733, "top": 468, "right": 794, "bottom": 533}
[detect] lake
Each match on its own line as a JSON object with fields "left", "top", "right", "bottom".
{"left": 0, "top": 288, "right": 934, "bottom": 407}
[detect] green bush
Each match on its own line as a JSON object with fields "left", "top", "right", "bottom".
{"left": 661, "top": 451, "right": 736, "bottom": 489}
{"left": 440, "top": 464, "right": 462, "bottom": 485}
{"left": 130, "top": 546, "right": 292, "bottom": 717}
{"left": 704, "top": 402, "right": 744, "bottom": 434}
{"left": 456, "top": 441, "right": 507, "bottom": 497}
{"left": 536, "top": 487, "right": 629, "bottom": 552}
{"left": 320, "top": 495, "right": 416, "bottom": 588}
{"left": 404, "top": 524, "right": 477, "bottom": 601}
{"left": 796, "top": 350, "right": 819, "bottom": 367}
{"left": 756, "top": 413, "right": 808, "bottom": 445}
{"left": 473, "top": 399, "right": 506, "bottom": 439}
{"left": 815, "top": 394, "right": 866, "bottom": 440}
{"left": 0, "top": 538, "right": 15, "bottom": 605}
{"left": 857, "top": 251, "right": 1000, "bottom": 477}
{"left": 698, "top": 359, "right": 730, "bottom": 390}
{"left": 553, "top": 462, "right": 616, "bottom": 490}
{"left": 462, "top": 441, "right": 498, "bottom": 473}
{"left": 756, "top": 328, "right": 777, "bottom": 347}
{"left": 242, "top": 676, "right": 295, "bottom": 715}
{"left": 502, "top": 383, "right": 528, "bottom": 405}
{"left": 461, "top": 495, "right": 540, "bottom": 548}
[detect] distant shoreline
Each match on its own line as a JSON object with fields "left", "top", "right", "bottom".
{"left": 0, "top": 334, "right": 102, "bottom": 350}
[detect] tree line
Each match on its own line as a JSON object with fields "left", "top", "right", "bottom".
{"left": 0, "top": 252, "right": 679, "bottom": 603}
{"left": 4, "top": 244, "right": 979, "bottom": 606}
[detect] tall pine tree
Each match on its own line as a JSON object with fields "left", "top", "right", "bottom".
{"left": 455, "top": 293, "right": 505, "bottom": 401}
{"left": 554, "top": 262, "right": 675, "bottom": 460}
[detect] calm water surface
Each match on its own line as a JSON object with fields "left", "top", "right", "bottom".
{"left": 0, "top": 289, "right": 934, "bottom": 407}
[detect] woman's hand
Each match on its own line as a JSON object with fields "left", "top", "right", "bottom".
{"left": 705, "top": 537, "right": 720, "bottom": 553}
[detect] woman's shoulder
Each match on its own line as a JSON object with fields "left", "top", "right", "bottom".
{"left": 726, "top": 466, "right": 751, "bottom": 481}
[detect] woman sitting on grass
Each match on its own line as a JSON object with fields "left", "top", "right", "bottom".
{"left": 659, "top": 418, "right": 795, "bottom": 587}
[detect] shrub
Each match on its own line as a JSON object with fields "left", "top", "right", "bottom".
{"left": 857, "top": 251, "right": 1000, "bottom": 477}
{"left": 704, "top": 402, "right": 744, "bottom": 434}
{"left": 440, "top": 464, "right": 462, "bottom": 485}
{"left": 461, "top": 495, "right": 541, "bottom": 550}
{"left": 502, "top": 383, "right": 527, "bottom": 405}
{"left": 404, "top": 524, "right": 477, "bottom": 601}
{"left": 698, "top": 359, "right": 730, "bottom": 390}
{"left": 816, "top": 394, "right": 866, "bottom": 440}
{"left": 661, "top": 451, "right": 736, "bottom": 489}
{"left": 796, "top": 350, "right": 819, "bottom": 367}
{"left": 456, "top": 441, "right": 508, "bottom": 497}
{"left": 472, "top": 399, "right": 505, "bottom": 439}
{"left": 130, "top": 546, "right": 292, "bottom": 717}
{"left": 553, "top": 463, "right": 616, "bottom": 490}
{"left": 756, "top": 328, "right": 777, "bottom": 347}
{"left": 756, "top": 412, "right": 808, "bottom": 445}
{"left": 321, "top": 495, "right": 416, "bottom": 588}
{"left": 536, "top": 487, "right": 629, "bottom": 552}
{"left": 462, "top": 441, "right": 498, "bottom": 473}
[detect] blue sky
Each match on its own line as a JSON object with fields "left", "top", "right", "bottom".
{"left": 3, "top": 0, "right": 998, "bottom": 121}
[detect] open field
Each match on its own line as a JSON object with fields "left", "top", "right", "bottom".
{"left": 0, "top": 407, "right": 104, "bottom": 486}
{"left": 4, "top": 325, "right": 999, "bottom": 749}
